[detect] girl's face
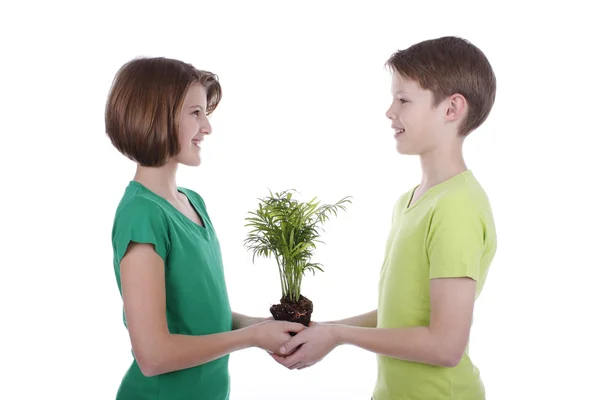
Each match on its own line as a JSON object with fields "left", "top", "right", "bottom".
{"left": 172, "top": 82, "right": 212, "bottom": 167}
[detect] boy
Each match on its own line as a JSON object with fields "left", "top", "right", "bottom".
{"left": 272, "top": 36, "right": 497, "bottom": 400}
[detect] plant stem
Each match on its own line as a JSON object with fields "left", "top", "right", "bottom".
{"left": 275, "top": 255, "right": 286, "bottom": 300}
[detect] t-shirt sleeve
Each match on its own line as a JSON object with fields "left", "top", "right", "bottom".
{"left": 112, "top": 198, "right": 170, "bottom": 265}
{"left": 426, "top": 193, "right": 485, "bottom": 280}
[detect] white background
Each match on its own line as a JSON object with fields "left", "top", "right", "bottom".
{"left": 2, "top": 0, "right": 599, "bottom": 399}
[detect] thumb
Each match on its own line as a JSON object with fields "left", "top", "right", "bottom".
{"left": 279, "top": 336, "right": 300, "bottom": 355}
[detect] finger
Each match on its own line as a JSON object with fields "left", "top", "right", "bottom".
{"left": 280, "top": 352, "right": 297, "bottom": 368}
{"left": 282, "top": 343, "right": 301, "bottom": 356}
{"left": 285, "top": 322, "right": 306, "bottom": 333}
{"left": 279, "top": 335, "right": 305, "bottom": 355}
{"left": 270, "top": 353, "right": 287, "bottom": 364}
{"left": 288, "top": 361, "right": 303, "bottom": 370}
{"left": 298, "top": 363, "right": 313, "bottom": 370}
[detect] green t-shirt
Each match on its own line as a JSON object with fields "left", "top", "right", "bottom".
{"left": 111, "top": 181, "right": 232, "bottom": 400}
{"left": 374, "top": 170, "right": 497, "bottom": 400}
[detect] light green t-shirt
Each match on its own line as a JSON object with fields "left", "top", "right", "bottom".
{"left": 373, "top": 170, "right": 497, "bottom": 400}
{"left": 111, "top": 181, "right": 232, "bottom": 400}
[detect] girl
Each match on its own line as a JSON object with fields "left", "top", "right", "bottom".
{"left": 105, "top": 57, "right": 305, "bottom": 400}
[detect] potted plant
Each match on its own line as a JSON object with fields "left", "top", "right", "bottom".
{"left": 243, "top": 189, "right": 352, "bottom": 327}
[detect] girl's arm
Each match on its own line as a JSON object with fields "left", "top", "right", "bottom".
{"left": 232, "top": 312, "right": 271, "bottom": 330}
{"left": 120, "top": 242, "right": 304, "bottom": 377}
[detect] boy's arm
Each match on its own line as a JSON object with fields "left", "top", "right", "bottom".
{"left": 324, "top": 309, "right": 377, "bottom": 328}
{"left": 277, "top": 277, "right": 475, "bottom": 369}
{"left": 275, "top": 194, "right": 484, "bottom": 369}
{"left": 334, "top": 277, "right": 474, "bottom": 366}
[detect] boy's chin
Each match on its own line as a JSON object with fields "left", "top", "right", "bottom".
{"left": 396, "top": 144, "right": 416, "bottom": 155}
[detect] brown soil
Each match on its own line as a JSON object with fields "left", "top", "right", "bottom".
{"left": 270, "top": 295, "right": 313, "bottom": 328}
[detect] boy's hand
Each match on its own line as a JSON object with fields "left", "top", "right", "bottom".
{"left": 269, "top": 322, "right": 339, "bottom": 370}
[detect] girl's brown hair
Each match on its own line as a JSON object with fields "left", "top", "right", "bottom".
{"left": 105, "top": 57, "right": 222, "bottom": 166}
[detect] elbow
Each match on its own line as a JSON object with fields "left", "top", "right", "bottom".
{"left": 430, "top": 328, "right": 468, "bottom": 368}
{"left": 438, "top": 353, "right": 462, "bottom": 368}
{"left": 437, "top": 345, "right": 465, "bottom": 368}
{"left": 139, "top": 361, "right": 162, "bottom": 378}
{"left": 130, "top": 332, "right": 172, "bottom": 377}
{"left": 134, "top": 346, "right": 166, "bottom": 377}
{"left": 137, "top": 352, "right": 163, "bottom": 377}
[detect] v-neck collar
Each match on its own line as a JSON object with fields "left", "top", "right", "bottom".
{"left": 404, "top": 170, "right": 472, "bottom": 213}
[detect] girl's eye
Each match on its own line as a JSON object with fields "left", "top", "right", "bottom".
{"left": 399, "top": 98, "right": 408, "bottom": 104}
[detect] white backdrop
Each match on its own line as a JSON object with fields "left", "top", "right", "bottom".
{"left": 2, "top": 1, "right": 599, "bottom": 399}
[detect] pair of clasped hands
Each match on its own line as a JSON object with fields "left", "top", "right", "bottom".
{"left": 251, "top": 318, "right": 339, "bottom": 371}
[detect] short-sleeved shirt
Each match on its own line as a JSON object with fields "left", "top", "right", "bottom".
{"left": 111, "top": 181, "right": 232, "bottom": 400}
{"left": 373, "top": 170, "right": 497, "bottom": 400}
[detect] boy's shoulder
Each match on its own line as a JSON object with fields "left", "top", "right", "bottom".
{"left": 429, "top": 171, "right": 493, "bottom": 220}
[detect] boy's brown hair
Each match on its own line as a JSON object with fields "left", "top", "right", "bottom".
{"left": 105, "top": 57, "right": 222, "bottom": 167}
{"left": 386, "top": 36, "right": 496, "bottom": 136}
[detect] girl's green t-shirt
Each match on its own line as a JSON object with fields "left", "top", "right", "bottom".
{"left": 111, "top": 181, "right": 232, "bottom": 400}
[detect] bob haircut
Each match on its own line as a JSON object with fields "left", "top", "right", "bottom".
{"left": 105, "top": 57, "right": 222, "bottom": 166}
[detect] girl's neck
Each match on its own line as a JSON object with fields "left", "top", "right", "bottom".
{"left": 133, "top": 161, "right": 180, "bottom": 201}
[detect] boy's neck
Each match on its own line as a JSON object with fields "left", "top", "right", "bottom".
{"left": 417, "top": 144, "right": 468, "bottom": 191}
{"left": 133, "top": 162, "right": 181, "bottom": 201}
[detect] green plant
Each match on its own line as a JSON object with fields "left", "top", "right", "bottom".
{"left": 244, "top": 189, "right": 352, "bottom": 303}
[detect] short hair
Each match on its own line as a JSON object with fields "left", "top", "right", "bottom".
{"left": 386, "top": 36, "right": 496, "bottom": 136}
{"left": 105, "top": 57, "right": 222, "bottom": 167}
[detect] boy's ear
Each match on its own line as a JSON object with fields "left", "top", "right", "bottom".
{"left": 445, "top": 93, "right": 468, "bottom": 122}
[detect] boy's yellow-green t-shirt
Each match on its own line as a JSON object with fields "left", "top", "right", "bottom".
{"left": 373, "top": 170, "right": 497, "bottom": 400}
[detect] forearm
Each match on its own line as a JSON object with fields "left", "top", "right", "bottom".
{"left": 232, "top": 311, "right": 268, "bottom": 330}
{"left": 333, "top": 325, "right": 460, "bottom": 367}
{"left": 327, "top": 309, "right": 377, "bottom": 328}
{"left": 140, "top": 328, "right": 254, "bottom": 376}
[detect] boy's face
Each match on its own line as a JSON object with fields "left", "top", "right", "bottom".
{"left": 386, "top": 73, "right": 449, "bottom": 156}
